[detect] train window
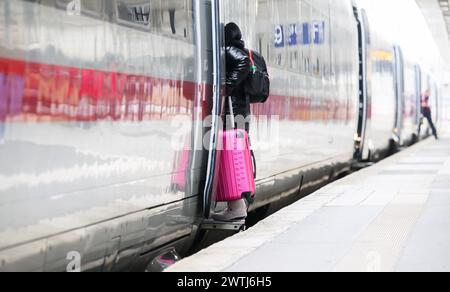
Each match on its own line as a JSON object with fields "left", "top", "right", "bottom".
{"left": 34, "top": 0, "right": 192, "bottom": 43}
{"left": 115, "top": 0, "right": 154, "bottom": 30}
{"left": 300, "top": 1, "right": 312, "bottom": 75}
{"left": 113, "top": 0, "right": 193, "bottom": 42}
{"left": 329, "top": 3, "right": 338, "bottom": 79}
{"left": 268, "top": 0, "right": 287, "bottom": 68}
{"left": 257, "top": 33, "right": 270, "bottom": 63}
{"left": 310, "top": 7, "right": 324, "bottom": 77}
{"left": 255, "top": 0, "right": 272, "bottom": 65}
{"left": 272, "top": 25, "right": 285, "bottom": 67}
{"left": 56, "top": 0, "right": 103, "bottom": 18}
{"left": 287, "top": 0, "right": 301, "bottom": 71}
{"left": 160, "top": 0, "right": 193, "bottom": 40}
{"left": 321, "top": 14, "right": 331, "bottom": 79}
{"left": 81, "top": 0, "right": 103, "bottom": 17}
{"left": 322, "top": 19, "right": 330, "bottom": 78}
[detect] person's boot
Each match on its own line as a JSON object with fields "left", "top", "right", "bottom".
{"left": 212, "top": 200, "right": 247, "bottom": 222}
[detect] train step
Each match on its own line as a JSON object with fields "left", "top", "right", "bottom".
{"left": 352, "top": 161, "right": 375, "bottom": 170}
{"left": 200, "top": 219, "right": 246, "bottom": 232}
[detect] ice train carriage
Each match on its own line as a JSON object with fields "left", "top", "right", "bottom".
{"left": 355, "top": 5, "right": 440, "bottom": 160}
{"left": 418, "top": 69, "right": 441, "bottom": 140}
{"left": 394, "top": 44, "right": 442, "bottom": 146}
{"left": 354, "top": 5, "right": 400, "bottom": 161}
{"left": 217, "top": 0, "right": 360, "bottom": 214}
{"left": 393, "top": 45, "right": 422, "bottom": 147}
{"left": 0, "top": 0, "right": 440, "bottom": 272}
{"left": 0, "top": 0, "right": 212, "bottom": 272}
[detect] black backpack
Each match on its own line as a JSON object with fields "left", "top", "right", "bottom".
{"left": 245, "top": 50, "right": 270, "bottom": 104}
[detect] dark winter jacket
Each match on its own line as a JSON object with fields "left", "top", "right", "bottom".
{"left": 225, "top": 25, "right": 251, "bottom": 118}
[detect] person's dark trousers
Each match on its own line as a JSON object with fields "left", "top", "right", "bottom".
{"left": 419, "top": 107, "right": 438, "bottom": 139}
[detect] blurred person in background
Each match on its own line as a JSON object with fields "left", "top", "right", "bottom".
{"left": 419, "top": 90, "right": 439, "bottom": 140}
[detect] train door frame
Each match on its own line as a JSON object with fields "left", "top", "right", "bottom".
{"left": 393, "top": 45, "right": 405, "bottom": 146}
{"left": 353, "top": 7, "right": 371, "bottom": 161}
{"left": 202, "top": 0, "right": 223, "bottom": 220}
{"left": 431, "top": 80, "right": 440, "bottom": 127}
{"left": 198, "top": 0, "right": 246, "bottom": 233}
{"left": 414, "top": 65, "right": 422, "bottom": 138}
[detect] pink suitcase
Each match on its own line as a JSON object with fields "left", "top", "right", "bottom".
{"left": 216, "top": 127, "right": 256, "bottom": 203}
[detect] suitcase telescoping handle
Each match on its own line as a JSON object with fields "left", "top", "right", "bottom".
{"left": 228, "top": 96, "right": 235, "bottom": 128}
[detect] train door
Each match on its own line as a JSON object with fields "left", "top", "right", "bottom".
{"left": 428, "top": 79, "right": 440, "bottom": 131}
{"left": 202, "top": 0, "right": 223, "bottom": 220}
{"left": 393, "top": 45, "right": 405, "bottom": 145}
{"left": 414, "top": 65, "right": 422, "bottom": 137}
{"left": 353, "top": 7, "right": 372, "bottom": 161}
{"left": 199, "top": 0, "right": 245, "bottom": 231}
{"left": 431, "top": 80, "right": 439, "bottom": 127}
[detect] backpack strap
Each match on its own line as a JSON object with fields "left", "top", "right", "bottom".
{"left": 249, "top": 50, "right": 257, "bottom": 72}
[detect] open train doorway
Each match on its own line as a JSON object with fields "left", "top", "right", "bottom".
{"left": 353, "top": 6, "right": 372, "bottom": 162}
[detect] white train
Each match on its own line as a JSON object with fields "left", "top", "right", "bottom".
{"left": 0, "top": 0, "right": 442, "bottom": 271}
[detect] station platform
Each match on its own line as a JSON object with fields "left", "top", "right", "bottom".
{"left": 168, "top": 135, "right": 450, "bottom": 272}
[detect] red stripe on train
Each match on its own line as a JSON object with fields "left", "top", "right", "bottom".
{"left": 0, "top": 57, "right": 204, "bottom": 122}
{"left": 0, "top": 57, "right": 354, "bottom": 123}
